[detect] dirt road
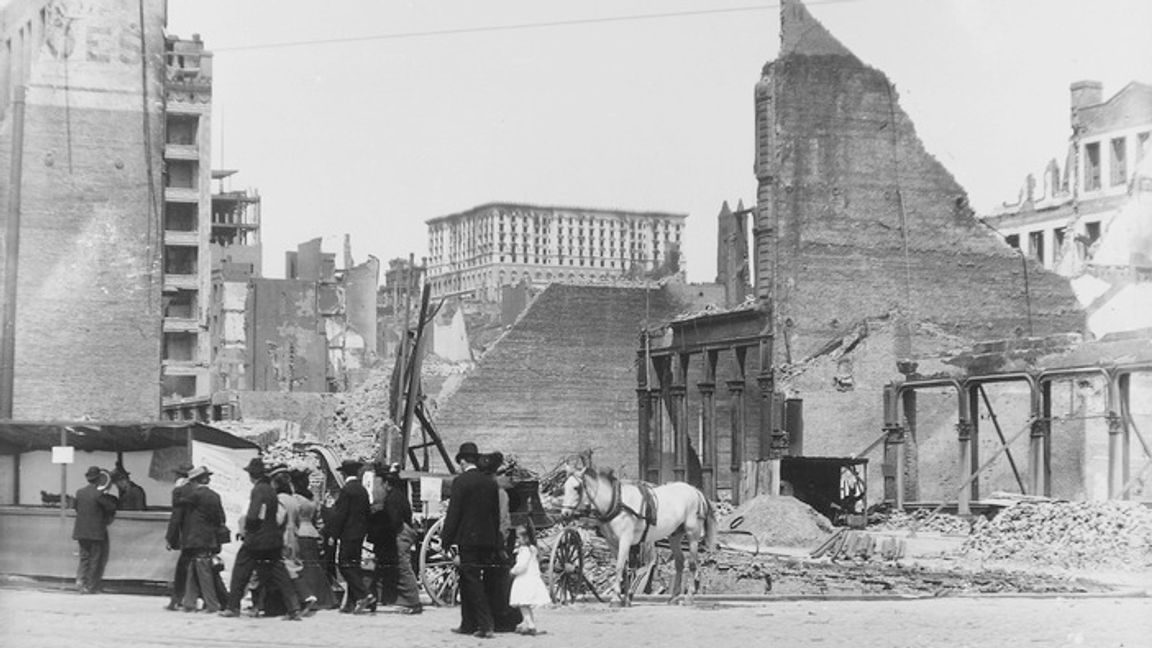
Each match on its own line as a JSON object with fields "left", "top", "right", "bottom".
{"left": 1, "top": 588, "right": 1150, "bottom": 648}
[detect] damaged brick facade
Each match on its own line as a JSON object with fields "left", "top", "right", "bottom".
{"left": 754, "top": 0, "right": 1084, "bottom": 360}
{"left": 0, "top": 0, "right": 168, "bottom": 419}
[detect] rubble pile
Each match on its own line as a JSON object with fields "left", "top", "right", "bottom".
{"left": 872, "top": 508, "right": 972, "bottom": 535}
{"left": 723, "top": 496, "right": 834, "bottom": 549}
{"left": 962, "top": 500, "right": 1152, "bottom": 568}
{"left": 327, "top": 368, "right": 397, "bottom": 462}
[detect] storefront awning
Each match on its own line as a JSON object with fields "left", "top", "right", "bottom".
{"left": 0, "top": 421, "right": 260, "bottom": 454}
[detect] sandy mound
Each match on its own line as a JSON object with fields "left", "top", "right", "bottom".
{"left": 722, "top": 495, "right": 834, "bottom": 549}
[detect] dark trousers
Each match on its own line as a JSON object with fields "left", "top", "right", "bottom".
{"left": 183, "top": 552, "right": 226, "bottom": 612}
{"left": 170, "top": 550, "right": 194, "bottom": 606}
{"left": 225, "top": 546, "right": 299, "bottom": 615}
{"left": 338, "top": 537, "right": 368, "bottom": 606}
{"left": 457, "top": 546, "right": 497, "bottom": 634}
{"left": 76, "top": 539, "right": 109, "bottom": 593}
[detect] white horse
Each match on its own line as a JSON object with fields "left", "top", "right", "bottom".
{"left": 560, "top": 451, "right": 716, "bottom": 606}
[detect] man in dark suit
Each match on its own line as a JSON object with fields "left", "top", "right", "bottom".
{"left": 219, "top": 458, "right": 302, "bottom": 620}
{"left": 442, "top": 442, "right": 502, "bottom": 639}
{"left": 328, "top": 459, "right": 372, "bottom": 613}
{"left": 111, "top": 466, "right": 147, "bottom": 511}
{"left": 179, "top": 466, "right": 228, "bottom": 612}
{"left": 73, "top": 466, "right": 118, "bottom": 594}
{"left": 164, "top": 461, "right": 195, "bottom": 611}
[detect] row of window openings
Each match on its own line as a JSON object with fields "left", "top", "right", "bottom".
{"left": 1083, "top": 132, "right": 1149, "bottom": 192}
{"left": 1004, "top": 221, "right": 1099, "bottom": 264}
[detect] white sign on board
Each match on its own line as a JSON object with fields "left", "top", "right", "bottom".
{"left": 51, "top": 446, "right": 74, "bottom": 464}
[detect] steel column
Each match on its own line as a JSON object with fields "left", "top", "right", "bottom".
{"left": 956, "top": 387, "right": 973, "bottom": 516}
{"left": 698, "top": 350, "right": 718, "bottom": 499}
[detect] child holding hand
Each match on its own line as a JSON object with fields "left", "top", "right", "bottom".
{"left": 508, "top": 524, "right": 550, "bottom": 635}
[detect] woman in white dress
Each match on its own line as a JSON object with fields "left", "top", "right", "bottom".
{"left": 508, "top": 524, "right": 551, "bottom": 635}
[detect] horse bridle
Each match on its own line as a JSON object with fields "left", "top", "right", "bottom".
{"left": 562, "top": 469, "right": 626, "bottom": 523}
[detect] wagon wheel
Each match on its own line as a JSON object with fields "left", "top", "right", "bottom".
{"left": 418, "top": 517, "right": 459, "bottom": 607}
{"left": 548, "top": 527, "right": 588, "bottom": 604}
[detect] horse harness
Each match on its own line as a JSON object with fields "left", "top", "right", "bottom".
{"left": 586, "top": 476, "right": 660, "bottom": 545}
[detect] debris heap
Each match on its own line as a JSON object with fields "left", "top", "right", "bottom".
{"left": 871, "top": 508, "right": 972, "bottom": 535}
{"left": 723, "top": 496, "right": 834, "bottom": 549}
{"left": 962, "top": 500, "right": 1152, "bottom": 568}
{"left": 327, "top": 368, "right": 397, "bottom": 462}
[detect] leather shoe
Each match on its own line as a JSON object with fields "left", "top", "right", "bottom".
{"left": 473, "top": 630, "right": 495, "bottom": 639}
{"left": 450, "top": 627, "right": 474, "bottom": 635}
{"left": 218, "top": 609, "right": 240, "bottom": 618}
{"left": 282, "top": 610, "right": 303, "bottom": 621}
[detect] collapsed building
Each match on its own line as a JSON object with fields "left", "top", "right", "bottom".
{"left": 208, "top": 237, "right": 381, "bottom": 437}
{"left": 432, "top": 0, "right": 1117, "bottom": 505}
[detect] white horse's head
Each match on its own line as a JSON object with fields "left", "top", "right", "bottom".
{"left": 559, "top": 453, "right": 592, "bottom": 519}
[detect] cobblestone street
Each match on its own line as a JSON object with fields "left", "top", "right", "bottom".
{"left": 2, "top": 588, "right": 1150, "bottom": 648}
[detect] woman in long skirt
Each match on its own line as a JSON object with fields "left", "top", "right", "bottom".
{"left": 292, "top": 469, "right": 337, "bottom": 609}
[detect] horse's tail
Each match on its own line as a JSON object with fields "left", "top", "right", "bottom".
{"left": 699, "top": 491, "right": 717, "bottom": 552}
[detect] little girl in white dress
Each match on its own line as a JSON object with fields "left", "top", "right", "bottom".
{"left": 508, "top": 524, "right": 550, "bottom": 635}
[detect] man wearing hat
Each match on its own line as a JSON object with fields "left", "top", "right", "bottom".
{"left": 328, "top": 459, "right": 372, "bottom": 613}
{"left": 72, "top": 466, "right": 118, "bottom": 594}
{"left": 178, "top": 466, "right": 227, "bottom": 612}
{"left": 111, "top": 464, "right": 147, "bottom": 511}
{"left": 165, "top": 461, "right": 197, "bottom": 611}
{"left": 220, "top": 458, "right": 303, "bottom": 620}
{"left": 442, "top": 442, "right": 502, "bottom": 638}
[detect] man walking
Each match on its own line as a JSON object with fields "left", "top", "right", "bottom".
{"left": 179, "top": 466, "right": 227, "bottom": 612}
{"left": 220, "top": 458, "right": 302, "bottom": 620}
{"left": 442, "top": 442, "right": 502, "bottom": 639}
{"left": 328, "top": 459, "right": 372, "bottom": 613}
{"left": 73, "top": 466, "right": 118, "bottom": 594}
{"left": 164, "top": 461, "right": 195, "bottom": 611}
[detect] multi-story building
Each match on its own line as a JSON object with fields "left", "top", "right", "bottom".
{"left": 983, "top": 81, "right": 1152, "bottom": 272}
{"left": 0, "top": 0, "right": 259, "bottom": 421}
{"left": 426, "top": 203, "right": 686, "bottom": 300}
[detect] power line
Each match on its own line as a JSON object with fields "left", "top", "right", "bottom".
{"left": 213, "top": 0, "right": 862, "bottom": 53}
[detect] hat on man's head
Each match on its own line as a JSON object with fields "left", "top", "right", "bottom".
{"left": 455, "top": 442, "right": 480, "bottom": 464}
{"left": 267, "top": 464, "right": 290, "bottom": 479}
{"left": 243, "top": 457, "right": 266, "bottom": 477}
{"left": 336, "top": 459, "right": 363, "bottom": 477}
{"left": 110, "top": 468, "right": 130, "bottom": 481}
{"left": 187, "top": 466, "right": 212, "bottom": 481}
{"left": 172, "top": 461, "right": 195, "bottom": 477}
{"left": 85, "top": 466, "right": 104, "bottom": 482}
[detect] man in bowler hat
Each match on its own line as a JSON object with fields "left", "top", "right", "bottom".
{"left": 442, "top": 442, "right": 502, "bottom": 638}
{"left": 329, "top": 459, "right": 373, "bottom": 613}
{"left": 165, "top": 461, "right": 196, "bottom": 610}
{"left": 220, "top": 458, "right": 303, "bottom": 620}
{"left": 73, "top": 466, "right": 118, "bottom": 594}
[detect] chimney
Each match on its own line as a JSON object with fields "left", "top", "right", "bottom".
{"left": 1070, "top": 80, "right": 1103, "bottom": 119}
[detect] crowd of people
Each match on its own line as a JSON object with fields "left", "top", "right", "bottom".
{"left": 70, "top": 439, "right": 550, "bottom": 637}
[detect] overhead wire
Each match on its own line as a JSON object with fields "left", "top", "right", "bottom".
{"left": 212, "top": 0, "right": 863, "bottom": 53}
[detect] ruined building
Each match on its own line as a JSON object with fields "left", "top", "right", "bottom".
{"left": 426, "top": 203, "right": 686, "bottom": 301}
{"left": 207, "top": 237, "right": 380, "bottom": 432}
{"left": 642, "top": 0, "right": 1089, "bottom": 500}
{"left": 0, "top": 1, "right": 260, "bottom": 421}
{"left": 983, "top": 81, "right": 1152, "bottom": 336}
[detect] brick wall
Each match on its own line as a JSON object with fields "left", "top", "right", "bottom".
{"left": 754, "top": 28, "right": 1084, "bottom": 361}
{"left": 0, "top": 0, "right": 167, "bottom": 419}
{"left": 433, "top": 284, "right": 685, "bottom": 476}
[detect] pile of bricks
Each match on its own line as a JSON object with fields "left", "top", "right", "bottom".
{"left": 962, "top": 500, "right": 1152, "bottom": 568}
{"left": 871, "top": 508, "right": 972, "bottom": 535}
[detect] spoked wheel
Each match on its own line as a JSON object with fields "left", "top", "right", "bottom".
{"left": 418, "top": 517, "right": 459, "bottom": 607}
{"left": 548, "top": 527, "right": 587, "bottom": 604}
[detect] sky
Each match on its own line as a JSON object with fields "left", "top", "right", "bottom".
{"left": 166, "top": 0, "right": 1152, "bottom": 283}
